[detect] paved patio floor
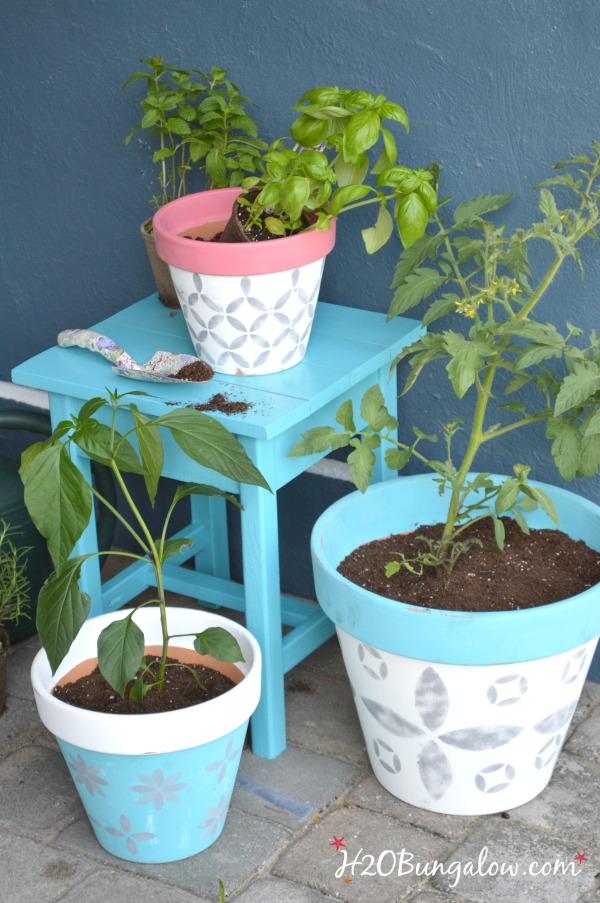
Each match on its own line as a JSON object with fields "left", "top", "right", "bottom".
{"left": 3, "top": 596, "right": 600, "bottom": 903}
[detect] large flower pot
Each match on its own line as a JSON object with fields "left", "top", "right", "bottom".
{"left": 311, "top": 474, "right": 600, "bottom": 815}
{"left": 31, "top": 607, "right": 261, "bottom": 863}
{"left": 152, "top": 188, "right": 336, "bottom": 376}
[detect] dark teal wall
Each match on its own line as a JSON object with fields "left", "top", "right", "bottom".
{"left": 3, "top": 2, "right": 600, "bottom": 621}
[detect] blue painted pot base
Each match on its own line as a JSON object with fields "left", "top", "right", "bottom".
{"left": 58, "top": 722, "right": 248, "bottom": 862}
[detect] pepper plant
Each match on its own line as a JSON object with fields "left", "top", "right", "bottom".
{"left": 20, "top": 390, "right": 270, "bottom": 701}
{"left": 292, "top": 144, "right": 600, "bottom": 575}
{"left": 124, "top": 57, "right": 267, "bottom": 210}
{"left": 239, "top": 85, "right": 438, "bottom": 250}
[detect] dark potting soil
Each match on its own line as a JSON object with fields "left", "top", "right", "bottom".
{"left": 192, "top": 393, "right": 252, "bottom": 414}
{"left": 52, "top": 656, "right": 236, "bottom": 714}
{"left": 338, "top": 518, "right": 600, "bottom": 613}
{"left": 172, "top": 360, "right": 214, "bottom": 382}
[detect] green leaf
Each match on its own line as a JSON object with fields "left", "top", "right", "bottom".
{"left": 289, "top": 426, "right": 350, "bottom": 456}
{"left": 584, "top": 410, "right": 600, "bottom": 436}
{"left": 523, "top": 485, "right": 560, "bottom": 524}
{"left": 539, "top": 188, "right": 561, "bottom": 228}
{"left": 396, "top": 192, "right": 430, "bottom": 248}
{"left": 362, "top": 205, "right": 394, "bottom": 254}
{"left": 390, "top": 232, "right": 443, "bottom": 289}
{"left": 495, "top": 479, "right": 521, "bottom": 514}
{"left": 422, "top": 294, "right": 459, "bottom": 327}
{"left": 194, "top": 626, "right": 245, "bottom": 663}
{"left": 388, "top": 267, "right": 445, "bottom": 320}
{"left": 347, "top": 439, "right": 378, "bottom": 493}
{"left": 159, "top": 537, "right": 193, "bottom": 562}
{"left": 336, "top": 400, "right": 356, "bottom": 432}
{"left": 493, "top": 517, "right": 506, "bottom": 551}
{"left": 452, "top": 193, "right": 513, "bottom": 227}
{"left": 20, "top": 443, "right": 92, "bottom": 569}
{"left": 555, "top": 370, "right": 600, "bottom": 416}
{"left": 280, "top": 176, "right": 311, "bottom": 222}
{"left": 130, "top": 408, "right": 163, "bottom": 505}
{"left": 360, "top": 384, "right": 397, "bottom": 432}
{"left": 36, "top": 556, "right": 91, "bottom": 673}
{"left": 73, "top": 420, "right": 145, "bottom": 475}
{"left": 551, "top": 420, "right": 581, "bottom": 480}
{"left": 172, "top": 482, "right": 242, "bottom": 510}
{"left": 152, "top": 408, "right": 270, "bottom": 490}
{"left": 97, "top": 616, "right": 145, "bottom": 697}
{"left": 385, "top": 447, "right": 412, "bottom": 471}
{"left": 342, "top": 110, "right": 381, "bottom": 160}
{"left": 577, "top": 433, "right": 600, "bottom": 478}
{"left": 443, "top": 334, "right": 488, "bottom": 399}
{"left": 329, "top": 184, "right": 371, "bottom": 217}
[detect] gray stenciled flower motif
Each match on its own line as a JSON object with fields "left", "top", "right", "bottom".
{"left": 534, "top": 702, "right": 577, "bottom": 735}
{"left": 535, "top": 735, "right": 562, "bottom": 770}
{"left": 561, "top": 648, "right": 588, "bottom": 685}
{"left": 105, "top": 814, "right": 155, "bottom": 856}
{"left": 205, "top": 737, "right": 241, "bottom": 785}
{"left": 372, "top": 738, "right": 401, "bottom": 775}
{"left": 67, "top": 753, "right": 108, "bottom": 797}
{"left": 486, "top": 674, "right": 528, "bottom": 706}
{"left": 129, "top": 769, "right": 187, "bottom": 811}
{"left": 361, "top": 665, "right": 523, "bottom": 800}
{"left": 198, "top": 794, "right": 228, "bottom": 839}
{"left": 358, "top": 643, "right": 389, "bottom": 681}
{"left": 474, "top": 763, "right": 516, "bottom": 793}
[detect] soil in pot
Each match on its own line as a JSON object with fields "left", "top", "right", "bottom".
{"left": 181, "top": 188, "right": 309, "bottom": 244}
{"left": 338, "top": 517, "right": 600, "bottom": 614}
{"left": 53, "top": 655, "right": 236, "bottom": 715}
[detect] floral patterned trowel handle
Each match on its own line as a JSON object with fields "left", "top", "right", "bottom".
{"left": 57, "top": 329, "right": 213, "bottom": 383}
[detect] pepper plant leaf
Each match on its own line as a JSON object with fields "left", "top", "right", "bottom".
{"left": 194, "top": 626, "right": 244, "bottom": 663}
{"left": 20, "top": 442, "right": 92, "bottom": 570}
{"left": 36, "top": 555, "right": 92, "bottom": 673}
{"left": 152, "top": 408, "right": 271, "bottom": 490}
{"left": 97, "top": 615, "right": 145, "bottom": 697}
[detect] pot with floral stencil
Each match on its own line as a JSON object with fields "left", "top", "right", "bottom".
{"left": 152, "top": 84, "right": 437, "bottom": 375}
{"left": 20, "top": 389, "right": 269, "bottom": 861}
{"left": 293, "top": 144, "right": 600, "bottom": 814}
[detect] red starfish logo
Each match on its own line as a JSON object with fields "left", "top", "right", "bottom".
{"left": 574, "top": 852, "right": 587, "bottom": 864}
{"left": 329, "top": 835, "right": 346, "bottom": 851}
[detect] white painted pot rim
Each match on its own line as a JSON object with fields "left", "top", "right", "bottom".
{"left": 31, "top": 607, "right": 261, "bottom": 755}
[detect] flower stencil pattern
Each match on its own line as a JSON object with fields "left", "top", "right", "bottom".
{"left": 361, "top": 665, "right": 523, "bottom": 800}
{"left": 129, "top": 769, "right": 187, "bottom": 811}
{"left": 67, "top": 754, "right": 108, "bottom": 797}
{"left": 179, "top": 263, "right": 323, "bottom": 373}
{"left": 198, "top": 794, "right": 229, "bottom": 840}
{"left": 205, "top": 738, "right": 240, "bottom": 785}
{"left": 105, "top": 814, "right": 155, "bottom": 856}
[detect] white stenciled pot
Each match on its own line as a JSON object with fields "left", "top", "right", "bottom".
{"left": 153, "top": 188, "right": 336, "bottom": 376}
{"left": 311, "top": 474, "right": 600, "bottom": 816}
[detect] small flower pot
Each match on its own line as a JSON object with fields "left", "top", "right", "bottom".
{"left": 31, "top": 607, "right": 261, "bottom": 863}
{"left": 153, "top": 188, "right": 336, "bottom": 376}
{"left": 311, "top": 474, "right": 600, "bottom": 815}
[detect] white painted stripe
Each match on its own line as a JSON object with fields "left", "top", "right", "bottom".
{"left": 0, "top": 381, "right": 49, "bottom": 410}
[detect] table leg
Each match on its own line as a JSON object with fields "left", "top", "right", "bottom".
{"left": 239, "top": 464, "right": 286, "bottom": 758}
{"left": 190, "top": 494, "right": 230, "bottom": 609}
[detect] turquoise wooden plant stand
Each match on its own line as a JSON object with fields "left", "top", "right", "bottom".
{"left": 12, "top": 294, "right": 421, "bottom": 758}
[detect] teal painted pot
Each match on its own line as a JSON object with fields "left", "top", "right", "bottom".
{"left": 31, "top": 608, "right": 261, "bottom": 862}
{"left": 311, "top": 474, "right": 600, "bottom": 814}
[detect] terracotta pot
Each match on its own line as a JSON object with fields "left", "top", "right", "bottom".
{"left": 31, "top": 607, "right": 261, "bottom": 863}
{"left": 140, "top": 218, "right": 179, "bottom": 309}
{"left": 153, "top": 188, "right": 336, "bottom": 376}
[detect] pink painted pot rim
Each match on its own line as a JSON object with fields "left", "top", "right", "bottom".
{"left": 152, "top": 187, "right": 336, "bottom": 276}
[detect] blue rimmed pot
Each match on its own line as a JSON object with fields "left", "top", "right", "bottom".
{"left": 31, "top": 607, "right": 261, "bottom": 863}
{"left": 311, "top": 473, "right": 600, "bottom": 815}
